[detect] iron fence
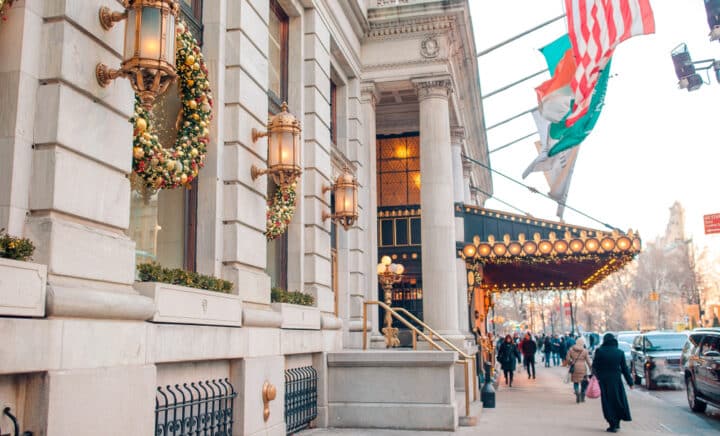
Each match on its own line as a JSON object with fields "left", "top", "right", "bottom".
{"left": 284, "top": 366, "right": 318, "bottom": 435}
{"left": 155, "top": 378, "right": 236, "bottom": 436}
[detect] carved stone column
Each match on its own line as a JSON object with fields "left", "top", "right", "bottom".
{"left": 413, "top": 77, "right": 461, "bottom": 337}
{"left": 360, "top": 82, "right": 380, "bottom": 340}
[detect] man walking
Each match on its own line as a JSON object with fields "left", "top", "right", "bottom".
{"left": 543, "top": 335, "right": 552, "bottom": 367}
{"left": 520, "top": 332, "right": 537, "bottom": 379}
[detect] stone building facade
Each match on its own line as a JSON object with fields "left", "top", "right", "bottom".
{"left": 0, "top": 0, "right": 490, "bottom": 434}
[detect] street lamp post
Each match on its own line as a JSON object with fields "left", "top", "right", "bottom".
{"left": 377, "top": 255, "right": 404, "bottom": 348}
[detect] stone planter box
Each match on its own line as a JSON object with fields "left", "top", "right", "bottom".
{"left": 271, "top": 303, "right": 321, "bottom": 330}
{"left": 134, "top": 282, "right": 242, "bottom": 327}
{"left": 0, "top": 257, "right": 48, "bottom": 317}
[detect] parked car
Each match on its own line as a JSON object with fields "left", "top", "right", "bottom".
{"left": 630, "top": 331, "right": 688, "bottom": 390}
{"left": 683, "top": 328, "right": 720, "bottom": 413}
{"left": 616, "top": 330, "right": 641, "bottom": 347}
{"left": 618, "top": 341, "right": 632, "bottom": 368}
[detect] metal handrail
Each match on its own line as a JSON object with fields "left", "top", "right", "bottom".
{"left": 362, "top": 300, "right": 445, "bottom": 352}
{"left": 392, "top": 307, "right": 478, "bottom": 402}
{"left": 361, "top": 300, "right": 476, "bottom": 417}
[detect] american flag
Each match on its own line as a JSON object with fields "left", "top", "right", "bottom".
{"left": 565, "top": 0, "right": 655, "bottom": 126}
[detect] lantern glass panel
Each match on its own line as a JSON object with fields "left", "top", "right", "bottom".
{"left": 140, "top": 7, "right": 162, "bottom": 59}
{"left": 164, "top": 15, "right": 176, "bottom": 64}
{"left": 124, "top": 8, "right": 138, "bottom": 61}
{"left": 335, "top": 183, "right": 346, "bottom": 215}
{"left": 268, "top": 132, "right": 280, "bottom": 168}
{"left": 342, "top": 184, "right": 354, "bottom": 215}
{"left": 352, "top": 183, "right": 358, "bottom": 215}
{"left": 292, "top": 130, "right": 300, "bottom": 168}
{"left": 279, "top": 131, "right": 294, "bottom": 165}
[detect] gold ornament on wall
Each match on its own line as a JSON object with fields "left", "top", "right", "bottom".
{"left": 262, "top": 381, "right": 277, "bottom": 422}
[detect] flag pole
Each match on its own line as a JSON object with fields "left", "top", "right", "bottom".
{"left": 476, "top": 14, "right": 567, "bottom": 57}
{"left": 483, "top": 70, "right": 549, "bottom": 99}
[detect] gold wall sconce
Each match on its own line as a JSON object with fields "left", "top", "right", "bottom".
{"left": 322, "top": 168, "right": 358, "bottom": 230}
{"left": 251, "top": 102, "right": 302, "bottom": 188}
{"left": 262, "top": 381, "right": 277, "bottom": 422}
{"left": 96, "top": 0, "right": 179, "bottom": 110}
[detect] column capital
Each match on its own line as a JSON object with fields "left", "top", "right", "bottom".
{"left": 360, "top": 81, "right": 380, "bottom": 108}
{"left": 450, "top": 126, "right": 465, "bottom": 145}
{"left": 412, "top": 76, "right": 453, "bottom": 101}
{"left": 462, "top": 160, "right": 473, "bottom": 176}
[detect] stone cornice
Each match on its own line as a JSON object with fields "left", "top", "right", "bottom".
{"left": 365, "top": 15, "right": 456, "bottom": 40}
{"left": 412, "top": 77, "right": 452, "bottom": 101}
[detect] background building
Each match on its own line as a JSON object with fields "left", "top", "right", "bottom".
{"left": 0, "top": 0, "right": 490, "bottom": 434}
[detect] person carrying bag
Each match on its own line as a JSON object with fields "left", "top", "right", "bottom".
{"left": 565, "top": 337, "right": 592, "bottom": 403}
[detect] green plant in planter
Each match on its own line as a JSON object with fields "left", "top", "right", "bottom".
{"left": 137, "top": 262, "right": 233, "bottom": 293}
{"left": 0, "top": 229, "right": 35, "bottom": 261}
{"left": 271, "top": 287, "right": 315, "bottom": 306}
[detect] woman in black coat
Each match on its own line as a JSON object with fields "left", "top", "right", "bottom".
{"left": 592, "top": 333, "right": 634, "bottom": 433}
{"left": 497, "top": 334, "right": 521, "bottom": 387}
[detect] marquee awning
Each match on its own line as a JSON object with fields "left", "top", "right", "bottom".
{"left": 456, "top": 205, "right": 641, "bottom": 292}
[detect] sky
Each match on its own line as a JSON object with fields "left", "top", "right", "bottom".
{"left": 469, "top": 1, "right": 720, "bottom": 253}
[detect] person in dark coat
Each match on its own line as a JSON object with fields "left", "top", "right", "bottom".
{"left": 592, "top": 333, "right": 634, "bottom": 433}
{"left": 558, "top": 336, "right": 568, "bottom": 365}
{"left": 520, "top": 332, "right": 537, "bottom": 379}
{"left": 551, "top": 335, "right": 561, "bottom": 366}
{"left": 543, "top": 335, "right": 552, "bottom": 367}
{"left": 497, "top": 334, "right": 521, "bottom": 387}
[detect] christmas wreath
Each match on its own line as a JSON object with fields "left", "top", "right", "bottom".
{"left": 130, "top": 21, "right": 213, "bottom": 191}
{"left": 0, "top": 0, "right": 15, "bottom": 21}
{"left": 265, "top": 183, "right": 297, "bottom": 240}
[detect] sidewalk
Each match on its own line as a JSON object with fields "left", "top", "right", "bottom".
{"left": 301, "top": 363, "right": 719, "bottom": 435}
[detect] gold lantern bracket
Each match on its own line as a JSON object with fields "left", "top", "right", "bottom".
{"left": 96, "top": 0, "right": 180, "bottom": 111}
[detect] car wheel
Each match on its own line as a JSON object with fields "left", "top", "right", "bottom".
{"left": 686, "top": 377, "right": 707, "bottom": 413}
{"left": 644, "top": 368, "right": 656, "bottom": 390}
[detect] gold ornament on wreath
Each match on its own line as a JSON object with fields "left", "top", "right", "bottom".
{"left": 130, "top": 20, "right": 213, "bottom": 196}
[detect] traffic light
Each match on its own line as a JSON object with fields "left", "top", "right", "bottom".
{"left": 671, "top": 43, "right": 704, "bottom": 91}
{"left": 705, "top": 0, "right": 720, "bottom": 40}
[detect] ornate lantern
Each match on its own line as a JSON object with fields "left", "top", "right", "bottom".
{"left": 323, "top": 168, "right": 358, "bottom": 230}
{"left": 252, "top": 102, "right": 302, "bottom": 188}
{"left": 377, "top": 255, "right": 404, "bottom": 348}
{"left": 96, "top": 0, "right": 179, "bottom": 110}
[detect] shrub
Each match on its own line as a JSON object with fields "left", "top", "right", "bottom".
{"left": 137, "top": 262, "right": 233, "bottom": 293}
{"left": 0, "top": 229, "right": 35, "bottom": 261}
{"left": 270, "top": 287, "right": 315, "bottom": 306}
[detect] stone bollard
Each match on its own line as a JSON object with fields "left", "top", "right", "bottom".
{"left": 481, "top": 361, "right": 496, "bottom": 408}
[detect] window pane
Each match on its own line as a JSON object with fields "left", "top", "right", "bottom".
{"left": 268, "top": 1, "right": 287, "bottom": 102}
{"left": 380, "top": 220, "right": 394, "bottom": 246}
{"left": 410, "top": 218, "right": 421, "bottom": 245}
{"left": 129, "top": 80, "right": 190, "bottom": 270}
{"left": 129, "top": 189, "right": 185, "bottom": 269}
{"left": 395, "top": 219, "right": 409, "bottom": 245}
{"left": 377, "top": 135, "right": 421, "bottom": 207}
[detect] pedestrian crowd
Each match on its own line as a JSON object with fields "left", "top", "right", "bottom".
{"left": 494, "top": 330, "right": 632, "bottom": 433}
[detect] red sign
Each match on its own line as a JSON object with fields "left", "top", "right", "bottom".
{"left": 704, "top": 213, "right": 720, "bottom": 234}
